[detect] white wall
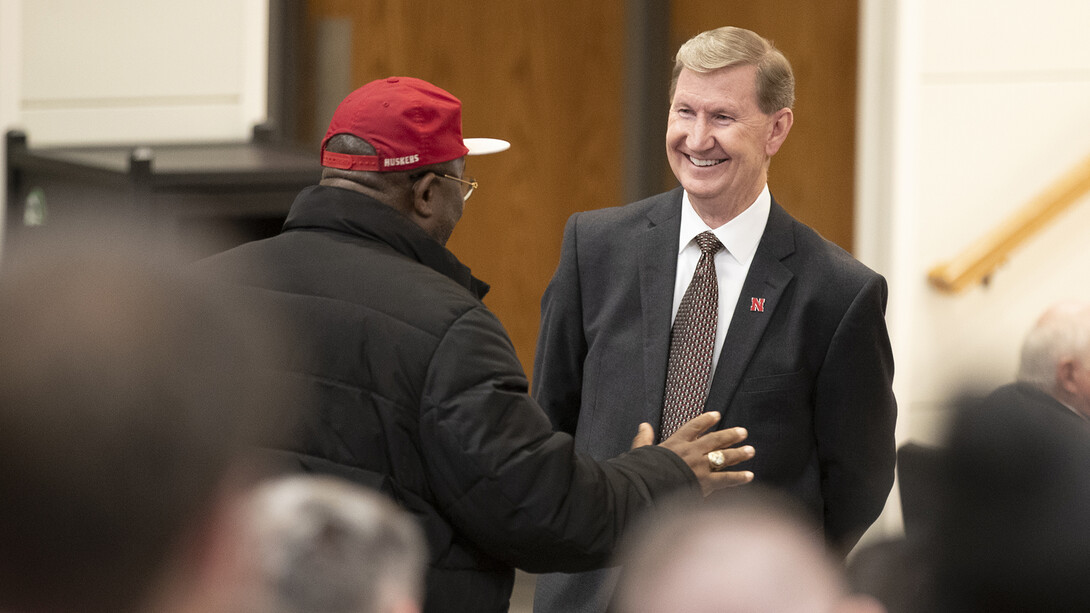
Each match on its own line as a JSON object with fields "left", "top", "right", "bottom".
{"left": 1, "top": 0, "right": 268, "bottom": 255}
{"left": 5, "top": 0, "right": 268, "bottom": 147}
{"left": 857, "top": 0, "right": 1090, "bottom": 536}
{"left": 1, "top": 0, "right": 23, "bottom": 244}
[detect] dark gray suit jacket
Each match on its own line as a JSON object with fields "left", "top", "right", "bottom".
{"left": 532, "top": 188, "right": 897, "bottom": 612}
{"left": 984, "top": 382, "right": 1085, "bottom": 425}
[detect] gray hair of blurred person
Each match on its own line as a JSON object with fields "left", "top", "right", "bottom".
{"left": 0, "top": 227, "right": 288, "bottom": 613}
{"left": 1017, "top": 302, "right": 1090, "bottom": 395}
{"left": 669, "top": 26, "right": 796, "bottom": 114}
{"left": 241, "top": 475, "right": 427, "bottom": 613}
{"left": 611, "top": 488, "right": 883, "bottom": 613}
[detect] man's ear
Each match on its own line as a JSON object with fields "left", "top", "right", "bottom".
{"left": 765, "top": 107, "right": 794, "bottom": 157}
{"left": 410, "top": 172, "right": 438, "bottom": 220}
{"left": 1058, "top": 358, "right": 1080, "bottom": 396}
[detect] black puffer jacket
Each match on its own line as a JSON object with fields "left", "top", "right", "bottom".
{"left": 192, "top": 186, "right": 700, "bottom": 613}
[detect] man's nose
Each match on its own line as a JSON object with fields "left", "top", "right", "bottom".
{"left": 686, "top": 117, "right": 713, "bottom": 151}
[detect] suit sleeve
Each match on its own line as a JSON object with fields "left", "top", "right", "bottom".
{"left": 814, "top": 273, "right": 897, "bottom": 551}
{"left": 532, "top": 214, "right": 587, "bottom": 434}
{"left": 419, "top": 304, "right": 701, "bottom": 572}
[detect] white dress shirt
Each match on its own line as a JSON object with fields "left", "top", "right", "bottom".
{"left": 672, "top": 186, "right": 771, "bottom": 374}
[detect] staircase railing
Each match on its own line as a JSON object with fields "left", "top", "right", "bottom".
{"left": 928, "top": 152, "right": 1090, "bottom": 293}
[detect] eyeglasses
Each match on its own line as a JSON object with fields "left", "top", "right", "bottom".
{"left": 434, "top": 173, "right": 478, "bottom": 201}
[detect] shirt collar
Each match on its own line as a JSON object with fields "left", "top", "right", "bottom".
{"left": 678, "top": 185, "right": 771, "bottom": 266}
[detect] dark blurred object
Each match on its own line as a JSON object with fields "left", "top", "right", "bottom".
{"left": 847, "top": 536, "right": 935, "bottom": 613}
{"left": 4, "top": 126, "right": 320, "bottom": 260}
{"left": 932, "top": 395, "right": 1090, "bottom": 612}
{"left": 0, "top": 227, "right": 293, "bottom": 613}
{"left": 853, "top": 385, "right": 1090, "bottom": 613}
{"left": 895, "top": 442, "right": 943, "bottom": 540}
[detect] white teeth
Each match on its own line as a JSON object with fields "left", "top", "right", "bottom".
{"left": 689, "top": 155, "right": 724, "bottom": 167}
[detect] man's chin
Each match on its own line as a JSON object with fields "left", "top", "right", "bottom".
{"left": 676, "top": 177, "right": 723, "bottom": 201}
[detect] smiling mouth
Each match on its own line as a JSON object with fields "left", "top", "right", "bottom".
{"left": 688, "top": 155, "right": 725, "bottom": 167}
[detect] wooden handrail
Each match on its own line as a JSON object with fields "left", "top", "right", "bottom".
{"left": 928, "top": 151, "right": 1090, "bottom": 293}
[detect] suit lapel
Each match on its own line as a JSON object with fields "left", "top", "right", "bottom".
{"left": 705, "top": 198, "right": 796, "bottom": 413}
{"left": 639, "top": 189, "right": 683, "bottom": 427}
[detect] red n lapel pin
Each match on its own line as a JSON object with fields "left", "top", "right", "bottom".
{"left": 750, "top": 297, "right": 765, "bottom": 312}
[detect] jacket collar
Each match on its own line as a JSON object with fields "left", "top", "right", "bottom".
{"left": 283, "top": 185, "right": 490, "bottom": 299}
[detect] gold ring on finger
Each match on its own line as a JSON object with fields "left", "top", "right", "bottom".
{"left": 707, "top": 450, "right": 726, "bottom": 471}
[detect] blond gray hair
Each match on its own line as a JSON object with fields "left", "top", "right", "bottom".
{"left": 670, "top": 26, "right": 795, "bottom": 114}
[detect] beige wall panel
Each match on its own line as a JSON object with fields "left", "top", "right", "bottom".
{"left": 19, "top": 0, "right": 268, "bottom": 145}
{"left": 921, "top": 0, "right": 1090, "bottom": 75}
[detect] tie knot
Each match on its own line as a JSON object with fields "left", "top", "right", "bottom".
{"left": 695, "top": 231, "right": 723, "bottom": 255}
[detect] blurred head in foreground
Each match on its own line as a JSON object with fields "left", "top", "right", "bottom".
{"left": 0, "top": 226, "right": 287, "bottom": 613}
{"left": 238, "top": 475, "right": 427, "bottom": 613}
{"left": 611, "top": 489, "right": 883, "bottom": 613}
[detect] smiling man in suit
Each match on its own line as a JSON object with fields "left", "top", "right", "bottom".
{"left": 532, "top": 26, "right": 897, "bottom": 613}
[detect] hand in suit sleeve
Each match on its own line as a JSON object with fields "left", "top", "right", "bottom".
{"left": 533, "top": 214, "right": 587, "bottom": 434}
{"left": 419, "top": 304, "right": 703, "bottom": 571}
{"left": 814, "top": 274, "right": 897, "bottom": 552}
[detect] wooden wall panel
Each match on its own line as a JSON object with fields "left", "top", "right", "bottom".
{"left": 303, "top": 0, "right": 626, "bottom": 372}
{"left": 670, "top": 0, "right": 859, "bottom": 251}
{"left": 297, "top": 1, "right": 859, "bottom": 372}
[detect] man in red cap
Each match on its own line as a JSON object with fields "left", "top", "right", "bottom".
{"left": 191, "top": 76, "right": 755, "bottom": 613}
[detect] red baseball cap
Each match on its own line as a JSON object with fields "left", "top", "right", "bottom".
{"left": 321, "top": 76, "right": 509, "bottom": 173}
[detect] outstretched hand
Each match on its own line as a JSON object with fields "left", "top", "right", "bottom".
{"left": 632, "top": 412, "right": 754, "bottom": 497}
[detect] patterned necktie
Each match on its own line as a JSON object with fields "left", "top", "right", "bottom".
{"left": 660, "top": 231, "right": 723, "bottom": 439}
